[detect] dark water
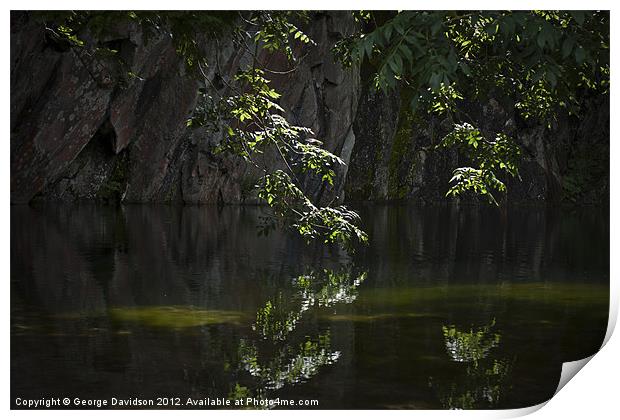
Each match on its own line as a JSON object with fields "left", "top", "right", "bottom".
{"left": 11, "top": 203, "right": 609, "bottom": 409}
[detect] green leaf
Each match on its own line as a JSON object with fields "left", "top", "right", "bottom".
{"left": 460, "top": 61, "right": 472, "bottom": 76}
{"left": 429, "top": 72, "right": 441, "bottom": 89}
{"left": 536, "top": 32, "right": 546, "bottom": 49}
{"left": 399, "top": 44, "right": 413, "bottom": 63}
{"left": 575, "top": 46, "right": 586, "bottom": 64}
{"left": 363, "top": 35, "right": 374, "bottom": 58}
{"left": 562, "top": 37, "right": 575, "bottom": 58}
{"left": 385, "top": 24, "right": 393, "bottom": 41}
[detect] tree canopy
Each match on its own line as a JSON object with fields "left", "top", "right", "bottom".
{"left": 335, "top": 11, "right": 608, "bottom": 203}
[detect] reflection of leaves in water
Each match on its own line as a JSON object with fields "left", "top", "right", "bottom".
{"left": 254, "top": 293, "right": 304, "bottom": 341}
{"left": 228, "top": 383, "right": 251, "bottom": 400}
{"left": 227, "top": 382, "right": 273, "bottom": 410}
{"left": 432, "top": 358, "right": 513, "bottom": 409}
{"left": 296, "top": 269, "right": 367, "bottom": 308}
{"left": 227, "top": 383, "right": 256, "bottom": 409}
{"left": 442, "top": 319, "right": 500, "bottom": 364}
{"left": 236, "top": 266, "right": 366, "bottom": 406}
{"left": 431, "top": 320, "right": 513, "bottom": 409}
{"left": 476, "top": 359, "right": 511, "bottom": 406}
{"left": 254, "top": 268, "right": 367, "bottom": 341}
{"left": 238, "top": 332, "right": 340, "bottom": 390}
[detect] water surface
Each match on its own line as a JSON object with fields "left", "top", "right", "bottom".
{"left": 11, "top": 203, "right": 609, "bottom": 409}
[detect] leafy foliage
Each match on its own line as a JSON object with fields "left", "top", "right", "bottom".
{"left": 442, "top": 319, "right": 501, "bottom": 364}
{"left": 238, "top": 266, "right": 366, "bottom": 396}
{"left": 238, "top": 332, "right": 340, "bottom": 391}
{"left": 37, "top": 11, "right": 236, "bottom": 71}
{"left": 254, "top": 268, "right": 366, "bottom": 341}
{"left": 250, "top": 11, "right": 316, "bottom": 60}
{"left": 432, "top": 320, "right": 513, "bottom": 409}
{"left": 335, "top": 10, "right": 609, "bottom": 203}
{"left": 33, "top": 10, "right": 609, "bottom": 228}
{"left": 38, "top": 10, "right": 368, "bottom": 251}
{"left": 438, "top": 124, "right": 521, "bottom": 204}
{"left": 187, "top": 19, "right": 367, "bottom": 251}
{"left": 192, "top": 64, "right": 368, "bottom": 250}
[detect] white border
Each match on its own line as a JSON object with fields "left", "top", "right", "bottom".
{"left": 3, "top": 1, "right": 617, "bottom": 419}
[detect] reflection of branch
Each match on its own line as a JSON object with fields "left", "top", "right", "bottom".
{"left": 253, "top": 268, "right": 367, "bottom": 341}
{"left": 236, "top": 266, "right": 366, "bottom": 403}
{"left": 238, "top": 332, "right": 340, "bottom": 391}
{"left": 442, "top": 319, "right": 500, "bottom": 363}
{"left": 431, "top": 320, "right": 513, "bottom": 409}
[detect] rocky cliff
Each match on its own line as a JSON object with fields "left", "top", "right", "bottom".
{"left": 346, "top": 87, "right": 609, "bottom": 204}
{"left": 10, "top": 11, "right": 609, "bottom": 206}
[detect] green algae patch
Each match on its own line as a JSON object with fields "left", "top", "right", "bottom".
{"left": 108, "top": 306, "right": 248, "bottom": 328}
{"left": 357, "top": 283, "right": 608, "bottom": 308}
{"left": 322, "top": 312, "right": 440, "bottom": 322}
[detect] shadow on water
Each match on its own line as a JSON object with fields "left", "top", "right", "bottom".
{"left": 10, "top": 203, "right": 608, "bottom": 409}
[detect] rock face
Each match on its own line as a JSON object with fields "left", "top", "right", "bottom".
{"left": 10, "top": 11, "right": 361, "bottom": 205}
{"left": 10, "top": 11, "right": 609, "bottom": 206}
{"left": 177, "top": 11, "right": 361, "bottom": 206}
{"left": 11, "top": 12, "right": 201, "bottom": 204}
{"left": 345, "top": 88, "right": 609, "bottom": 204}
